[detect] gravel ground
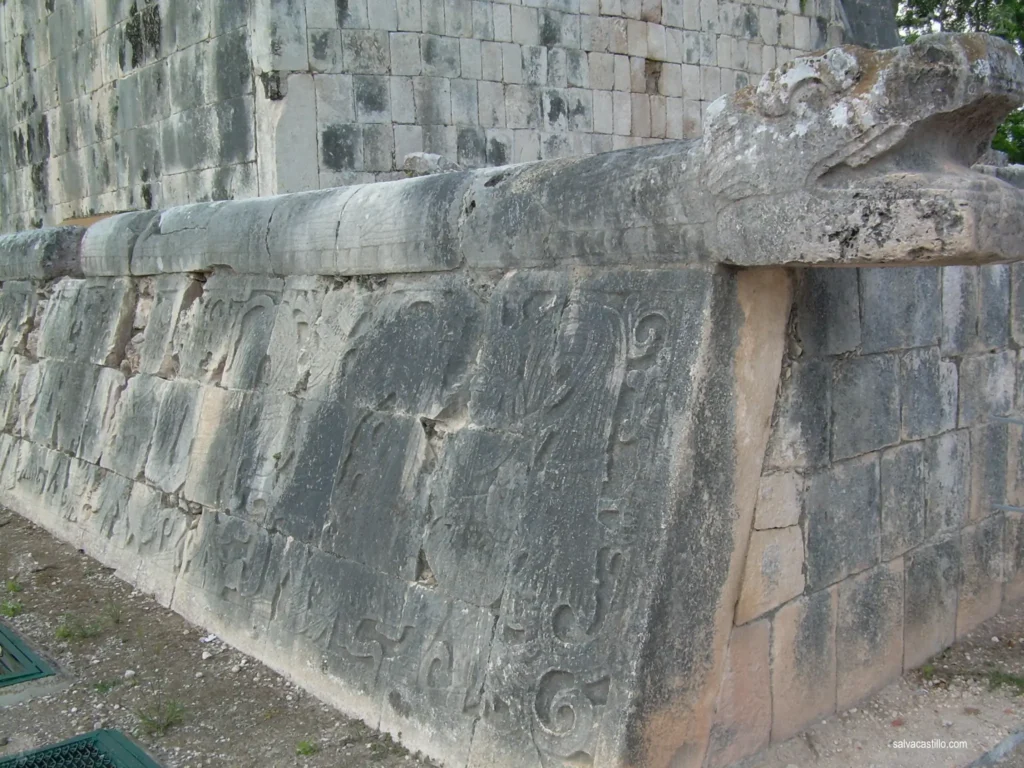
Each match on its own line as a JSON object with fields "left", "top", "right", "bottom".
{"left": 0, "top": 508, "right": 436, "bottom": 768}
{"left": 3, "top": 506, "right": 1024, "bottom": 768}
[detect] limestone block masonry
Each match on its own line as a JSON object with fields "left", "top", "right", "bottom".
{"left": 0, "top": 33, "right": 1021, "bottom": 768}
{"left": 0, "top": 0, "right": 898, "bottom": 232}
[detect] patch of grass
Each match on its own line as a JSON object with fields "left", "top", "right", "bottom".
{"left": 5, "top": 579, "right": 22, "bottom": 593}
{"left": 0, "top": 599, "right": 23, "bottom": 617}
{"left": 137, "top": 699, "right": 186, "bottom": 737}
{"left": 93, "top": 679, "right": 122, "bottom": 695}
{"left": 920, "top": 663, "right": 935, "bottom": 680}
{"left": 102, "top": 599, "right": 124, "bottom": 626}
{"left": 987, "top": 670, "right": 1024, "bottom": 695}
{"left": 296, "top": 740, "right": 319, "bottom": 756}
{"left": 54, "top": 614, "right": 103, "bottom": 640}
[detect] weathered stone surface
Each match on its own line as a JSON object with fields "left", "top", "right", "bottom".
{"left": 925, "top": 430, "right": 970, "bottom": 536}
{"left": 706, "top": 619, "right": 771, "bottom": 768}
{"left": 860, "top": 267, "right": 940, "bottom": 353}
{"left": 770, "top": 588, "right": 837, "bottom": 743}
{"left": 0, "top": 227, "right": 84, "bottom": 280}
{"left": 793, "top": 268, "right": 860, "bottom": 356}
{"left": 959, "top": 351, "right": 1016, "bottom": 427}
{"left": 735, "top": 526, "right": 804, "bottom": 624}
{"left": 836, "top": 560, "right": 904, "bottom": 710}
{"left": 805, "top": 456, "right": 880, "bottom": 590}
{"left": 753, "top": 471, "right": 802, "bottom": 530}
{"left": 904, "top": 536, "right": 960, "bottom": 670}
{"left": 970, "top": 423, "right": 1010, "bottom": 523}
{"left": 1, "top": 31, "right": 1023, "bottom": 768}
{"left": 899, "top": 347, "right": 957, "bottom": 441}
{"left": 958, "top": 515, "right": 1005, "bottom": 637}
{"left": 37, "top": 278, "right": 135, "bottom": 366}
{"left": 80, "top": 212, "right": 157, "bottom": 276}
{"left": 832, "top": 354, "right": 900, "bottom": 460}
{"left": 880, "top": 442, "right": 926, "bottom": 560}
{"left": 764, "top": 359, "right": 830, "bottom": 470}
{"left": 710, "top": 35, "right": 1024, "bottom": 266}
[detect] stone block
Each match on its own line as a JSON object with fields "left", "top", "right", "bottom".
{"left": 144, "top": 379, "right": 205, "bottom": 494}
{"left": 836, "top": 560, "right": 904, "bottom": 710}
{"left": 492, "top": 3, "right": 512, "bottom": 42}
{"left": 1013, "top": 263, "right": 1024, "bottom": 346}
{"left": 706, "top": 620, "right": 771, "bottom": 768}
{"left": 478, "top": 81, "right": 506, "bottom": 128}
{"left": 860, "top": 267, "right": 940, "bottom": 353}
{"left": 368, "top": 0, "right": 398, "bottom": 29}
{"left": 904, "top": 536, "right": 960, "bottom": 670}
{"left": 958, "top": 350, "right": 1015, "bottom": 426}
{"left": 460, "top": 38, "right": 481, "bottom": 80}
{"left": 735, "top": 526, "right": 804, "bottom": 624}
{"left": 390, "top": 31, "right": 422, "bottom": 76}
{"left": 970, "top": 423, "right": 1009, "bottom": 522}
{"left": 481, "top": 41, "right": 502, "bottom": 80}
{"left": 391, "top": 75, "right": 417, "bottom": 123}
{"left": 472, "top": 1, "right": 493, "bottom": 40}
{"left": 342, "top": 29, "right": 390, "bottom": 74}
{"left": 183, "top": 386, "right": 249, "bottom": 509}
{"left": 832, "top": 354, "right": 900, "bottom": 461}
{"left": 765, "top": 359, "right": 830, "bottom": 470}
{"left": 451, "top": 78, "right": 478, "bottom": 125}
{"left": 395, "top": 124, "right": 424, "bottom": 160}
{"left": 354, "top": 75, "right": 392, "bottom": 123}
{"left": 397, "top": 0, "right": 422, "bottom": 31}
{"left": 1004, "top": 511, "right": 1024, "bottom": 603}
{"left": 414, "top": 76, "right": 452, "bottom": 124}
{"left": 979, "top": 264, "right": 1011, "bottom": 349}
{"left": 445, "top": 0, "right": 473, "bottom": 37}
{"left": 924, "top": 429, "right": 970, "bottom": 536}
{"left": 523, "top": 46, "right": 547, "bottom": 86}
{"left": 958, "top": 515, "right": 1005, "bottom": 637}
{"left": 38, "top": 278, "right": 135, "bottom": 367}
{"left": 100, "top": 374, "right": 165, "bottom": 480}
{"left": 793, "top": 268, "right": 860, "bottom": 356}
{"left": 942, "top": 265, "right": 980, "bottom": 355}
{"left": 899, "top": 347, "right": 957, "bottom": 441}
{"left": 805, "top": 455, "right": 880, "bottom": 590}
{"left": 362, "top": 124, "right": 396, "bottom": 170}
{"left": 880, "top": 442, "right": 926, "bottom": 559}
{"left": 0, "top": 227, "right": 84, "bottom": 281}
{"left": 770, "top": 588, "right": 837, "bottom": 742}
{"left": 505, "top": 85, "right": 541, "bottom": 129}
{"left": 754, "top": 471, "right": 803, "bottom": 530}
{"left": 422, "top": 33, "right": 461, "bottom": 77}
{"left": 484, "top": 129, "right": 513, "bottom": 165}
{"left": 510, "top": 6, "right": 540, "bottom": 46}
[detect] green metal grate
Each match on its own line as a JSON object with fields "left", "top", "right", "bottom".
{"left": 0, "top": 622, "right": 53, "bottom": 689}
{"left": 0, "top": 730, "right": 161, "bottom": 768}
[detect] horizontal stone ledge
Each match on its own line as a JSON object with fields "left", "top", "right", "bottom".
{"left": 0, "top": 227, "right": 86, "bottom": 281}
{"left": 2, "top": 33, "right": 1022, "bottom": 280}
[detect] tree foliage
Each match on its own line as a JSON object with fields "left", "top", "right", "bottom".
{"left": 897, "top": 0, "right": 1024, "bottom": 162}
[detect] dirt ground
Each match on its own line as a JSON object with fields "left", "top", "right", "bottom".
{"left": 3, "top": 508, "right": 1024, "bottom": 768}
{"left": 0, "top": 509, "right": 435, "bottom": 768}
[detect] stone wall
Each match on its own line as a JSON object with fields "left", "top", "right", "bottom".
{"left": 0, "top": 0, "right": 858, "bottom": 232}
{"left": 707, "top": 263, "right": 1024, "bottom": 766}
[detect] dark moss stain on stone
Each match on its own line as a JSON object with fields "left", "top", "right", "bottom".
{"left": 124, "top": 1, "right": 161, "bottom": 70}
{"left": 540, "top": 11, "right": 560, "bottom": 48}
{"left": 744, "top": 7, "right": 760, "bottom": 38}
{"left": 794, "top": 589, "right": 833, "bottom": 679}
{"left": 212, "top": 168, "right": 232, "bottom": 202}
{"left": 645, "top": 59, "right": 662, "bottom": 94}
{"left": 31, "top": 161, "right": 48, "bottom": 201}
{"left": 546, "top": 92, "right": 565, "bottom": 125}
{"left": 322, "top": 124, "right": 360, "bottom": 171}
{"left": 457, "top": 127, "right": 485, "bottom": 166}
{"left": 335, "top": 0, "right": 349, "bottom": 28}
{"left": 487, "top": 137, "right": 508, "bottom": 166}
{"left": 260, "top": 71, "right": 285, "bottom": 100}
{"left": 12, "top": 129, "right": 26, "bottom": 167}
{"left": 215, "top": 30, "right": 250, "bottom": 101}
{"left": 20, "top": 37, "right": 30, "bottom": 70}
{"left": 218, "top": 98, "right": 253, "bottom": 164}
{"left": 311, "top": 31, "right": 330, "bottom": 60}
{"left": 355, "top": 77, "right": 388, "bottom": 115}
{"left": 142, "top": 183, "right": 153, "bottom": 209}
{"left": 36, "top": 116, "right": 50, "bottom": 160}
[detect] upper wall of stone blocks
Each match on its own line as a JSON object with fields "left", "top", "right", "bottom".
{"left": 0, "top": 0, "right": 857, "bottom": 232}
